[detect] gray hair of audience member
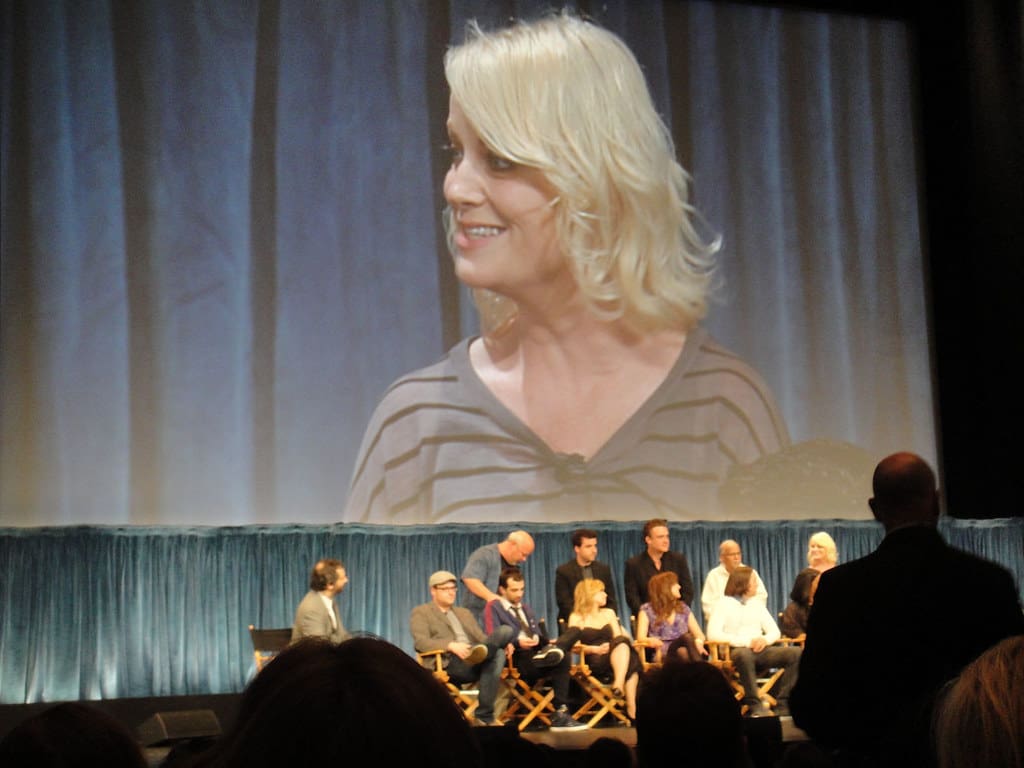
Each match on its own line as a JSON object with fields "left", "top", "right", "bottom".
{"left": 932, "top": 634, "right": 1024, "bottom": 768}
{"left": 636, "top": 661, "right": 747, "bottom": 768}
{"left": 0, "top": 702, "right": 147, "bottom": 768}
{"left": 190, "top": 636, "right": 482, "bottom": 768}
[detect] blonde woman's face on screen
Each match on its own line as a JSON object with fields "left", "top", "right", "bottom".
{"left": 443, "top": 99, "right": 568, "bottom": 302}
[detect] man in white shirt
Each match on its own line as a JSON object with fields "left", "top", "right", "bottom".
{"left": 707, "top": 566, "right": 799, "bottom": 717}
{"left": 291, "top": 558, "right": 352, "bottom": 644}
{"left": 701, "top": 539, "right": 768, "bottom": 624}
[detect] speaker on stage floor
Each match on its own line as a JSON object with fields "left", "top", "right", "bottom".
{"left": 136, "top": 709, "right": 221, "bottom": 747}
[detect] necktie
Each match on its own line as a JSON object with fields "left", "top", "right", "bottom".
{"left": 514, "top": 605, "right": 532, "bottom": 635}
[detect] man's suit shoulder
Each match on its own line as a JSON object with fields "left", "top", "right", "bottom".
{"left": 944, "top": 542, "right": 1014, "bottom": 577}
{"left": 410, "top": 602, "right": 437, "bottom": 619}
{"left": 555, "top": 561, "right": 577, "bottom": 578}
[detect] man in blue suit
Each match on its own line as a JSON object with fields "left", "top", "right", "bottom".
{"left": 486, "top": 567, "right": 586, "bottom": 731}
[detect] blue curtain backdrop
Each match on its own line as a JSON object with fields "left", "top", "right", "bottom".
{"left": 1, "top": 518, "right": 1021, "bottom": 703}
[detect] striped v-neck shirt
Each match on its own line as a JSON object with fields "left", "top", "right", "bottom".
{"left": 342, "top": 327, "right": 789, "bottom": 524}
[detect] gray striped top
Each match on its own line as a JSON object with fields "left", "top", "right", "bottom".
{"left": 342, "top": 327, "right": 789, "bottom": 524}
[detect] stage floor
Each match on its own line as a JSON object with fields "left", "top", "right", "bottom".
{"left": 521, "top": 715, "right": 805, "bottom": 750}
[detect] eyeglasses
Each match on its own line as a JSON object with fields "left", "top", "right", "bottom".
{"left": 434, "top": 584, "right": 457, "bottom": 591}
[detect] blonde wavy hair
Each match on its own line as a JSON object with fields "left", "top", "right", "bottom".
{"left": 443, "top": 11, "right": 719, "bottom": 337}
{"left": 807, "top": 531, "right": 838, "bottom": 567}
{"left": 573, "top": 578, "right": 606, "bottom": 616}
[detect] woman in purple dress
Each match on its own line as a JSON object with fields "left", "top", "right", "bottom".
{"left": 636, "top": 571, "right": 707, "bottom": 663}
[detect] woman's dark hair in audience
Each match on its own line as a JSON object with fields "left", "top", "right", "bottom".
{"left": 636, "top": 660, "right": 748, "bottom": 768}
{"left": 0, "top": 702, "right": 147, "bottom": 768}
{"left": 723, "top": 566, "right": 754, "bottom": 598}
{"left": 191, "top": 636, "right": 482, "bottom": 768}
{"left": 932, "top": 633, "right": 1024, "bottom": 768}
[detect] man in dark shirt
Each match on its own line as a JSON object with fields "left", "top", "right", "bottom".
{"left": 623, "top": 518, "right": 695, "bottom": 616}
{"left": 791, "top": 452, "right": 1024, "bottom": 768}
{"left": 554, "top": 528, "right": 618, "bottom": 624}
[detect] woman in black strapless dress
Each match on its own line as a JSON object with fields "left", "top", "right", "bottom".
{"left": 569, "top": 578, "right": 641, "bottom": 718}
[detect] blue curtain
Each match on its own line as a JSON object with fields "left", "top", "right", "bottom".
{"left": 1, "top": 518, "right": 1020, "bottom": 704}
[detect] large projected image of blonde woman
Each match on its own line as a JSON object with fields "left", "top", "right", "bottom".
{"left": 342, "top": 13, "right": 802, "bottom": 525}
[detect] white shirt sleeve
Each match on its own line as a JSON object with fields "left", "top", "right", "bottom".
{"left": 760, "top": 604, "right": 781, "bottom": 645}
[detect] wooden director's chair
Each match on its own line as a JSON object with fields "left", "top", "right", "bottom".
{"left": 568, "top": 643, "right": 632, "bottom": 728}
{"left": 417, "top": 649, "right": 480, "bottom": 723}
{"left": 707, "top": 634, "right": 804, "bottom": 714}
{"left": 497, "top": 648, "right": 557, "bottom": 730}
{"left": 248, "top": 624, "right": 292, "bottom": 673}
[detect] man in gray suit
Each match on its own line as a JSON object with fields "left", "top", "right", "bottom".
{"left": 410, "top": 570, "right": 514, "bottom": 726}
{"left": 291, "top": 558, "right": 352, "bottom": 644}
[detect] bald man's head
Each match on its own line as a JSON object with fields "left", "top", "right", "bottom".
{"left": 868, "top": 452, "right": 939, "bottom": 531}
{"left": 502, "top": 531, "right": 534, "bottom": 564}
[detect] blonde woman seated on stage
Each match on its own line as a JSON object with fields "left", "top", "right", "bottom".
{"left": 569, "top": 578, "right": 642, "bottom": 719}
{"left": 636, "top": 571, "right": 707, "bottom": 663}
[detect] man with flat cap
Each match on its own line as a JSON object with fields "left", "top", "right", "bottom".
{"left": 410, "top": 570, "right": 514, "bottom": 726}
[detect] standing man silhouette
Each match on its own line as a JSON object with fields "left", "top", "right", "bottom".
{"left": 791, "top": 452, "right": 1024, "bottom": 768}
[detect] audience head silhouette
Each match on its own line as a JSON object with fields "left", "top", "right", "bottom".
{"left": 191, "top": 636, "right": 482, "bottom": 767}
{"left": 636, "top": 661, "right": 747, "bottom": 768}
{"left": 933, "top": 634, "right": 1024, "bottom": 768}
{"left": 586, "top": 735, "right": 637, "bottom": 767}
{"left": 0, "top": 702, "right": 147, "bottom": 768}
